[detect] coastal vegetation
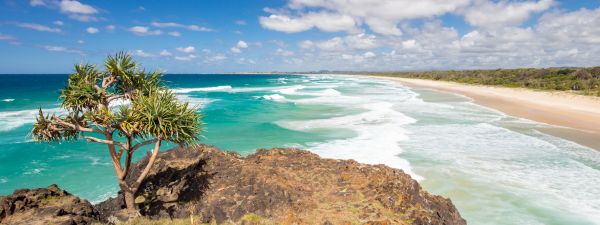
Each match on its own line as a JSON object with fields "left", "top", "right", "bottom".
{"left": 371, "top": 67, "right": 600, "bottom": 96}
{"left": 30, "top": 53, "right": 203, "bottom": 217}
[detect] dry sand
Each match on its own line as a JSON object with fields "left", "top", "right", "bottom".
{"left": 373, "top": 76, "right": 600, "bottom": 150}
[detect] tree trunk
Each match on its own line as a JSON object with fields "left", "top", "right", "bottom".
{"left": 122, "top": 186, "right": 139, "bottom": 218}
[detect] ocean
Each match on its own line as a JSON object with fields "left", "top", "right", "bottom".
{"left": 0, "top": 74, "right": 599, "bottom": 225}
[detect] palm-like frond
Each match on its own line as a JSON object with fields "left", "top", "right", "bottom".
{"left": 34, "top": 52, "right": 202, "bottom": 146}
{"left": 130, "top": 90, "right": 202, "bottom": 145}
{"left": 60, "top": 64, "right": 103, "bottom": 111}
{"left": 31, "top": 109, "right": 79, "bottom": 142}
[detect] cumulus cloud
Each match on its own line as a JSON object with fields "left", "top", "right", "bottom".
{"left": 298, "top": 40, "right": 315, "bottom": 49}
{"left": 536, "top": 7, "right": 600, "bottom": 44}
{"left": 31, "top": 0, "right": 100, "bottom": 22}
{"left": 260, "top": 0, "right": 470, "bottom": 35}
{"left": 133, "top": 50, "right": 155, "bottom": 57}
{"left": 151, "top": 22, "right": 212, "bottom": 32}
{"left": 128, "top": 26, "right": 162, "bottom": 36}
{"left": 176, "top": 46, "right": 195, "bottom": 53}
{"left": 86, "top": 27, "right": 99, "bottom": 34}
{"left": 230, "top": 40, "right": 249, "bottom": 53}
{"left": 159, "top": 50, "right": 172, "bottom": 56}
{"left": 463, "top": 0, "right": 554, "bottom": 29}
{"left": 15, "top": 23, "right": 61, "bottom": 33}
{"left": 260, "top": 12, "right": 357, "bottom": 33}
{"left": 59, "top": 0, "right": 97, "bottom": 14}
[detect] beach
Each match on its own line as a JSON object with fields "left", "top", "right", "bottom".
{"left": 375, "top": 76, "right": 600, "bottom": 150}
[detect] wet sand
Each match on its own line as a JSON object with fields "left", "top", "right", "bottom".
{"left": 373, "top": 76, "right": 600, "bottom": 150}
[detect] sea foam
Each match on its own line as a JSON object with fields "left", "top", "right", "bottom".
{"left": 173, "top": 85, "right": 233, "bottom": 93}
{"left": 273, "top": 75, "right": 422, "bottom": 180}
{"left": 0, "top": 107, "right": 64, "bottom": 132}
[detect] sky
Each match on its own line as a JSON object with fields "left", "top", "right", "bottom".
{"left": 0, "top": 0, "right": 599, "bottom": 73}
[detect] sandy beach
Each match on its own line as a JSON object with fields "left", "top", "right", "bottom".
{"left": 372, "top": 76, "right": 600, "bottom": 150}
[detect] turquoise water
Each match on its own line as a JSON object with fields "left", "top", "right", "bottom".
{"left": 1, "top": 74, "right": 599, "bottom": 224}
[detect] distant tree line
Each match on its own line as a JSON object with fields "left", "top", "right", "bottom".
{"left": 371, "top": 67, "right": 600, "bottom": 96}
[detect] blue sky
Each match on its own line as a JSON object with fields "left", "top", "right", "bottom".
{"left": 0, "top": 0, "right": 599, "bottom": 73}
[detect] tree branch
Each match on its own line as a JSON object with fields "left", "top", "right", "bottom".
{"left": 52, "top": 115, "right": 102, "bottom": 134}
{"left": 84, "top": 136, "right": 125, "bottom": 148}
{"left": 133, "top": 139, "right": 162, "bottom": 189}
{"left": 131, "top": 139, "right": 158, "bottom": 152}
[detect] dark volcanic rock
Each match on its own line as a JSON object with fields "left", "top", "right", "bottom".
{"left": 0, "top": 184, "right": 99, "bottom": 225}
{"left": 97, "top": 145, "right": 466, "bottom": 224}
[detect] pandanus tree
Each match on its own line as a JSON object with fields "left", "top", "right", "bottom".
{"left": 31, "top": 53, "right": 202, "bottom": 217}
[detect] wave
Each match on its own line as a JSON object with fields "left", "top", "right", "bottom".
{"left": 2, "top": 99, "right": 15, "bottom": 102}
{"left": 173, "top": 85, "right": 232, "bottom": 93}
{"left": 260, "top": 94, "right": 286, "bottom": 101}
{"left": 176, "top": 95, "right": 218, "bottom": 108}
{"left": 276, "top": 102, "right": 421, "bottom": 180}
{"left": 0, "top": 107, "right": 64, "bottom": 132}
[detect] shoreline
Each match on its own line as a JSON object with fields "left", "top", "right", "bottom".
{"left": 368, "top": 76, "right": 600, "bottom": 151}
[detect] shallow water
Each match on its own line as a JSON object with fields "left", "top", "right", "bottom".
{"left": 0, "top": 74, "right": 598, "bottom": 224}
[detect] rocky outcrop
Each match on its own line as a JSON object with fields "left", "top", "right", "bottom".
{"left": 0, "top": 184, "right": 99, "bottom": 225}
{"left": 97, "top": 145, "right": 466, "bottom": 224}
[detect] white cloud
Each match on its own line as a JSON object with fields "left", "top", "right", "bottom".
{"left": 298, "top": 40, "right": 315, "bottom": 49}
{"left": 29, "top": 0, "right": 100, "bottom": 22}
{"left": 60, "top": 0, "right": 99, "bottom": 21}
{"left": 401, "top": 39, "right": 417, "bottom": 49}
{"left": 344, "top": 33, "right": 378, "bottom": 50}
{"left": 363, "top": 51, "right": 376, "bottom": 58}
{"left": 310, "top": 33, "right": 379, "bottom": 52}
{"left": 316, "top": 37, "right": 345, "bottom": 51}
{"left": 236, "top": 40, "right": 248, "bottom": 49}
{"left": 231, "top": 40, "right": 249, "bottom": 53}
{"left": 53, "top": 20, "right": 64, "bottom": 26}
{"left": 463, "top": 0, "right": 554, "bottom": 29}
{"left": 175, "top": 54, "right": 197, "bottom": 61}
{"left": 261, "top": 0, "right": 470, "bottom": 35}
{"left": 259, "top": 12, "right": 357, "bottom": 33}
{"left": 536, "top": 7, "right": 600, "bottom": 44}
{"left": 176, "top": 46, "right": 195, "bottom": 53}
{"left": 276, "top": 48, "right": 294, "bottom": 56}
{"left": 230, "top": 47, "right": 242, "bottom": 53}
{"left": 128, "top": 26, "right": 162, "bottom": 36}
{"left": 15, "top": 23, "right": 61, "bottom": 33}
{"left": 237, "top": 57, "right": 256, "bottom": 64}
{"left": 151, "top": 22, "right": 212, "bottom": 32}
{"left": 159, "top": 50, "right": 172, "bottom": 56}
{"left": 168, "top": 31, "right": 181, "bottom": 37}
{"left": 204, "top": 54, "right": 227, "bottom": 63}
{"left": 59, "top": 0, "right": 97, "bottom": 14}
{"left": 86, "top": 27, "right": 99, "bottom": 34}
{"left": 77, "top": 40, "right": 84, "bottom": 44}
{"left": 235, "top": 20, "right": 247, "bottom": 25}
{"left": 43, "top": 45, "right": 83, "bottom": 54}
{"left": 133, "top": 50, "right": 155, "bottom": 57}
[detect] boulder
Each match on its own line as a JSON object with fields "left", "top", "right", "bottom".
{"left": 0, "top": 184, "right": 99, "bottom": 225}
